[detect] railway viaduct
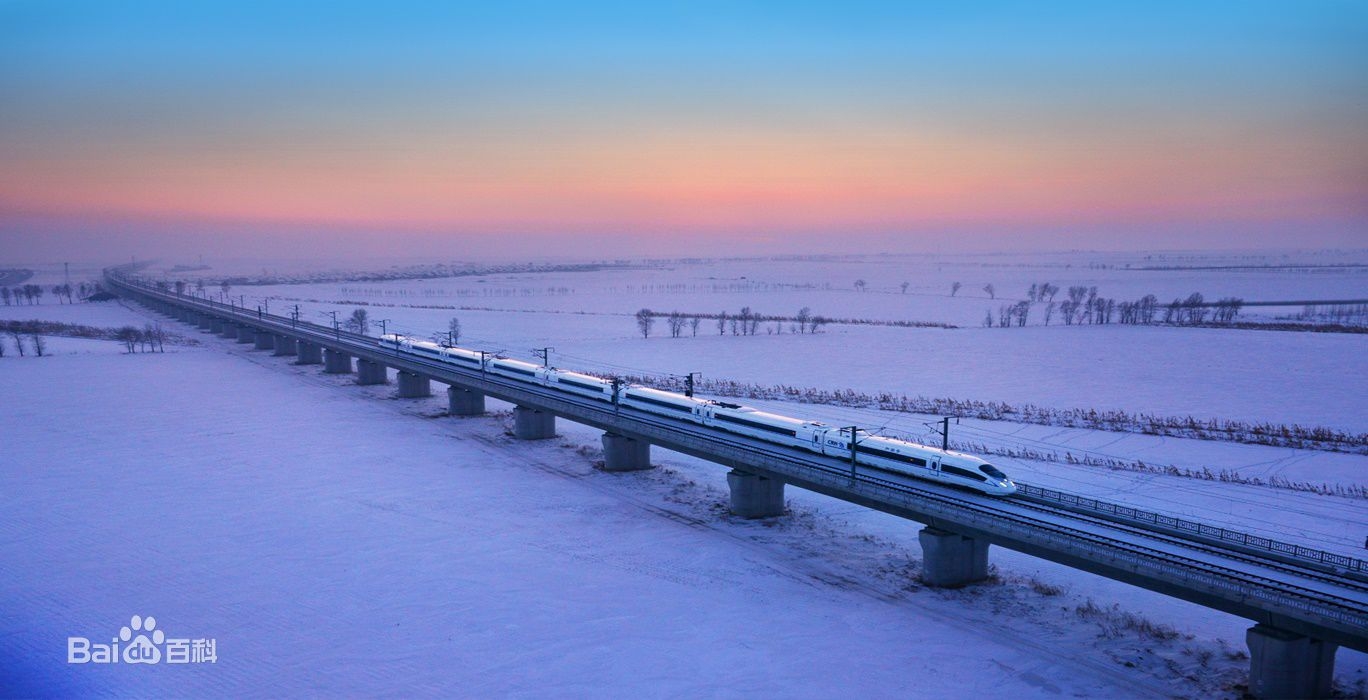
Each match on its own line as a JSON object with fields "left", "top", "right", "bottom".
{"left": 108, "top": 268, "right": 1366, "bottom": 699}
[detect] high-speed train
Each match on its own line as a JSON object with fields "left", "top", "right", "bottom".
{"left": 379, "top": 334, "right": 1016, "bottom": 496}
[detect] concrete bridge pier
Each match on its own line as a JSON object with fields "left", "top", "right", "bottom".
{"left": 512, "top": 406, "right": 555, "bottom": 440}
{"left": 323, "top": 349, "right": 352, "bottom": 374}
{"left": 918, "top": 527, "right": 990, "bottom": 588}
{"left": 253, "top": 331, "right": 275, "bottom": 350}
{"left": 447, "top": 386, "right": 485, "bottom": 416}
{"left": 235, "top": 326, "right": 255, "bottom": 343}
{"left": 396, "top": 371, "right": 431, "bottom": 398}
{"left": 273, "top": 335, "right": 297, "bottom": 356}
{"left": 1246, "top": 625, "right": 1337, "bottom": 699}
{"left": 727, "top": 469, "right": 786, "bottom": 518}
{"left": 356, "top": 359, "right": 388, "bottom": 385}
{"left": 217, "top": 322, "right": 235, "bottom": 338}
{"left": 296, "top": 341, "right": 322, "bottom": 365}
{"left": 601, "top": 433, "right": 652, "bottom": 471}
{"left": 199, "top": 316, "right": 214, "bottom": 331}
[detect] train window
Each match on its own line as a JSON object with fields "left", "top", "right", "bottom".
{"left": 713, "top": 413, "right": 797, "bottom": 436}
{"left": 854, "top": 444, "right": 927, "bottom": 466}
{"left": 980, "top": 464, "right": 1007, "bottom": 480}
{"left": 561, "top": 378, "right": 604, "bottom": 390}
{"left": 629, "top": 394, "right": 692, "bottom": 412}
{"left": 941, "top": 465, "right": 987, "bottom": 482}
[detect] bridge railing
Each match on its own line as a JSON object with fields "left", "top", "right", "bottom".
{"left": 1017, "top": 483, "right": 1366, "bottom": 574}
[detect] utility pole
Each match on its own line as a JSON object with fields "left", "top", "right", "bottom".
{"left": 683, "top": 372, "right": 701, "bottom": 398}
{"left": 611, "top": 378, "right": 623, "bottom": 412}
{"left": 532, "top": 347, "right": 553, "bottom": 366}
{"left": 326, "top": 310, "right": 339, "bottom": 340}
{"left": 291, "top": 305, "right": 299, "bottom": 328}
{"left": 941, "top": 417, "right": 950, "bottom": 451}
{"left": 378, "top": 319, "right": 390, "bottom": 337}
{"left": 847, "top": 425, "right": 860, "bottom": 480}
{"left": 478, "top": 350, "right": 495, "bottom": 374}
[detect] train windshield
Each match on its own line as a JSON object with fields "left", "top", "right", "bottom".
{"left": 980, "top": 464, "right": 1007, "bottom": 480}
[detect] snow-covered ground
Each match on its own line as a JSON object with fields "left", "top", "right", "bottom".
{"left": 2, "top": 251, "right": 1365, "bottom": 696}
{"left": 110, "top": 250, "right": 1366, "bottom": 430}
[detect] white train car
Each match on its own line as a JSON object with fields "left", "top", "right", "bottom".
{"left": 380, "top": 334, "right": 484, "bottom": 370}
{"left": 620, "top": 386, "right": 709, "bottom": 423}
{"left": 489, "top": 356, "right": 549, "bottom": 383}
{"left": 544, "top": 369, "right": 615, "bottom": 401}
{"left": 377, "top": 334, "right": 1015, "bottom": 496}
{"left": 816, "top": 427, "right": 1015, "bottom": 496}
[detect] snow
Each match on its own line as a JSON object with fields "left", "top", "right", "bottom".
{"left": 176, "top": 252, "right": 1368, "bottom": 431}
{"left": 2, "top": 251, "right": 1366, "bottom": 696}
{"left": 0, "top": 338, "right": 1184, "bottom": 697}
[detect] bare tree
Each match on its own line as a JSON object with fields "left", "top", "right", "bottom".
{"left": 983, "top": 310, "right": 993, "bottom": 327}
{"left": 174, "top": 280, "right": 186, "bottom": 296}
{"left": 667, "top": 311, "right": 686, "bottom": 338}
{"left": 220, "top": 281, "right": 231, "bottom": 298}
{"left": 951, "top": 282, "right": 962, "bottom": 297}
{"left": 689, "top": 317, "right": 700, "bottom": 337}
{"left": 635, "top": 308, "right": 655, "bottom": 338}
{"left": 1138, "top": 294, "right": 1158, "bottom": 324}
{"left": 447, "top": 317, "right": 462, "bottom": 345}
{"left": 983, "top": 283, "right": 995, "bottom": 300}
{"left": 30, "top": 333, "right": 46, "bottom": 356}
{"left": 7, "top": 323, "right": 23, "bottom": 355}
{"left": 716, "top": 311, "right": 728, "bottom": 335}
{"left": 795, "top": 307, "right": 812, "bottom": 334}
{"left": 809, "top": 315, "right": 828, "bottom": 333}
{"left": 346, "top": 308, "right": 370, "bottom": 335}
{"left": 854, "top": 279, "right": 867, "bottom": 292}
{"left": 1044, "top": 301, "right": 1056, "bottom": 325}
{"left": 900, "top": 282, "right": 909, "bottom": 294}
{"left": 143, "top": 323, "right": 166, "bottom": 352}
{"left": 1214, "top": 297, "right": 1244, "bottom": 324}
{"left": 1014, "top": 301, "right": 1031, "bottom": 327}
{"left": 1184, "top": 292, "right": 1208, "bottom": 324}
{"left": 0, "top": 288, "right": 8, "bottom": 305}
{"left": 115, "top": 326, "right": 139, "bottom": 353}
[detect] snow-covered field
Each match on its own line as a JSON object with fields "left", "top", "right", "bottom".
{"left": 1, "top": 250, "right": 1365, "bottom": 697}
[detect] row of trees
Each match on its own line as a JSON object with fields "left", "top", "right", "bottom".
{"left": 635, "top": 307, "right": 833, "bottom": 339}
{"left": 2, "top": 282, "right": 99, "bottom": 306}
{"left": 1, "top": 325, "right": 46, "bottom": 357}
{"left": 985, "top": 287, "right": 1245, "bottom": 328}
{"left": 115, "top": 324, "right": 168, "bottom": 353}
